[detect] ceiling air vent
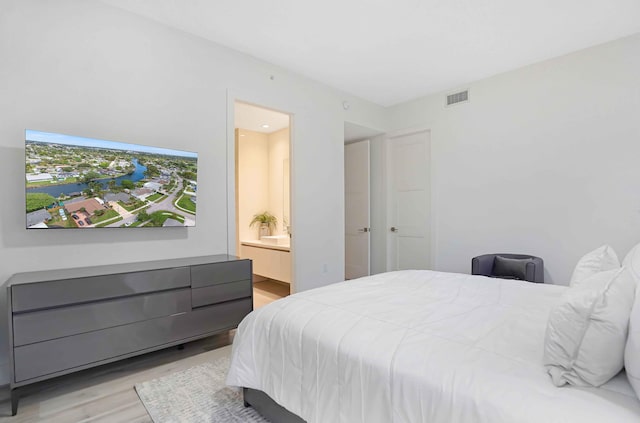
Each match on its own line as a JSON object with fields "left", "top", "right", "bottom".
{"left": 446, "top": 90, "right": 469, "bottom": 106}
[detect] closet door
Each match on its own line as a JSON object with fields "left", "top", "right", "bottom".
{"left": 387, "top": 130, "right": 431, "bottom": 271}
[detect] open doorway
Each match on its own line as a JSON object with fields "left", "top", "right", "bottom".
{"left": 235, "top": 101, "right": 291, "bottom": 308}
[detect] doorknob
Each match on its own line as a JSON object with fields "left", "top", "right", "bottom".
{"left": 357, "top": 227, "right": 370, "bottom": 233}
{"left": 390, "top": 227, "right": 398, "bottom": 232}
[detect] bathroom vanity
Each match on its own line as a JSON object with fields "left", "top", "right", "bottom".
{"left": 241, "top": 237, "right": 291, "bottom": 283}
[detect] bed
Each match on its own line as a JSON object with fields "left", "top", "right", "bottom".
{"left": 226, "top": 270, "right": 640, "bottom": 422}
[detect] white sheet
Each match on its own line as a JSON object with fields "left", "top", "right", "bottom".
{"left": 227, "top": 270, "right": 640, "bottom": 423}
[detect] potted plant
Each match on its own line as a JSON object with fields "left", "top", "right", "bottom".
{"left": 250, "top": 211, "right": 277, "bottom": 237}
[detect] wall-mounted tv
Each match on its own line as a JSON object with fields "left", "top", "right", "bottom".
{"left": 26, "top": 130, "right": 198, "bottom": 229}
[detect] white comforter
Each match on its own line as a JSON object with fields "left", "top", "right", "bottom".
{"left": 227, "top": 270, "right": 640, "bottom": 423}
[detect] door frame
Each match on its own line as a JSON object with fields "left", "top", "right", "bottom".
{"left": 226, "top": 91, "right": 296, "bottom": 292}
{"left": 384, "top": 126, "right": 434, "bottom": 271}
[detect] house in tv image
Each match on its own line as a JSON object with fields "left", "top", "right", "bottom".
{"left": 64, "top": 198, "right": 105, "bottom": 214}
{"left": 104, "top": 192, "right": 132, "bottom": 203}
{"left": 132, "top": 188, "right": 154, "bottom": 200}
{"left": 26, "top": 209, "right": 52, "bottom": 228}
{"left": 25, "top": 173, "right": 53, "bottom": 183}
{"left": 143, "top": 181, "right": 163, "bottom": 192}
{"left": 183, "top": 180, "right": 197, "bottom": 201}
{"left": 64, "top": 198, "right": 108, "bottom": 228}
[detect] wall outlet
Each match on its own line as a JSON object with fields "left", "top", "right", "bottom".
{"left": 322, "top": 264, "right": 328, "bottom": 273}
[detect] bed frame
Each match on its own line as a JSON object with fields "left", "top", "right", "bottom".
{"left": 243, "top": 387, "right": 306, "bottom": 423}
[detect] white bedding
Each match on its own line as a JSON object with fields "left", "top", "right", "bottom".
{"left": 227, "top": 270, "right": 640, "bottom": 423}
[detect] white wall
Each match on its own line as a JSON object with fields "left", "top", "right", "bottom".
{"left": 386, "top": 34, "right": 640, "bottom": 284}
{"left": 0, "top": 0, "right": 385, "bottom": 383}
{"left": 236, "top": 127, "right": 289, "bottom": 240}
{"left": 268, "top": 128, "right": 290, "bottom": 234}
{"left": 237, "top": 129, "right": 270, "bottom": 243}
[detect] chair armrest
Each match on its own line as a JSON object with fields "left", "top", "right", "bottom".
{"left": 472, "top": 254, "right": 496, "bottom": 276}
{"left": 525, "top": 258, "right": 544, "bottom": 283}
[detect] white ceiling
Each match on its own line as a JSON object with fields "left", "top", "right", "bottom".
{"left": 235, "top": 102, "right": 289, "bottom": 134}
{"left": 103, "top": 0, "right": 640, "bottom": 107}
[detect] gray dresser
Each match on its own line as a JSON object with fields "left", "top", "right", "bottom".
{"left": 6, "top": 254, "right": 252, "bottom": 415}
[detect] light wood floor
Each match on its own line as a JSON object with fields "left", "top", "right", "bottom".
{"left": 0, "top": 332, "right": 234, "bottom": 422}
{"left": 0, "top": 282, "right": 289, "bottom": 422}
{"left": 253, "top": 279, "right": 290, "bottom": 309}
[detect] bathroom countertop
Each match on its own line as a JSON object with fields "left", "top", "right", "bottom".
{"left": 240, "top": 240, "right": 291, "bottom": 252}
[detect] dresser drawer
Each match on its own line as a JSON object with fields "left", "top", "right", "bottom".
{"left": 13, "top": 298, "right": 252, "bottom": 383}
{"left": 11, "top": 267, "right": 191, "bottom": 312}
{"left": 13, "top": 289, "right": 191, "bottom": 347}
{"left": 191, "top": 260, "right": 251, "bottom": 288}
{"left": 192, "top": 280, "right": 252, "bottom": 308}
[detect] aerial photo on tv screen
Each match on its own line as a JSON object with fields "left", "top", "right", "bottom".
{"left": 25, "top": 130, "right": 198, "bottom": 229}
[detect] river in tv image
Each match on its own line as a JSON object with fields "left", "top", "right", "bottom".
{"left": 25, "top": 130, "right": 198, "bottom": 229}
{"left": 27, "top": 158, "right": 147, "bottom": 198}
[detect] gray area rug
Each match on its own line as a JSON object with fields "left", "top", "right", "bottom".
{"left": 135, "top": 350, "right": 269, "bottom": 422}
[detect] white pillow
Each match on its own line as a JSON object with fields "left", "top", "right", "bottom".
{"left": 624, "top": 242, "right": 640, "bottom": 399}
{"left": 569, "top": 245, "right": 620, "bottom": 286}
{"left": 625, "top": 280, "right": 640, "bottom": 399}
{"left": 623, "top": 242, "right": 640, "bottom": 281}
{"left": 544, "top": 267, "right": 636, "bottom": 387}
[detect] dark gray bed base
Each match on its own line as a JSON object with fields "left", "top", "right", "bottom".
{"left": 243, "top": 387, "right": 306, "bottom": 423}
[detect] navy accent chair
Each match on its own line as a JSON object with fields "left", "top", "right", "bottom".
{"left": 471, "top": 253, "right": 544, "bottom": 283}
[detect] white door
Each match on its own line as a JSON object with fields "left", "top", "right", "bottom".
{"left": 387, "top": 130, "right": 431, "bottom": 270}
{"left": 345, "top": 140, "right": 370, "bottom": 279}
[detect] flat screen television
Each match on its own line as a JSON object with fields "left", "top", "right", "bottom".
{"left": 25, "top": 130, "right": 198, "bottom": 229}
